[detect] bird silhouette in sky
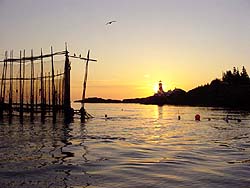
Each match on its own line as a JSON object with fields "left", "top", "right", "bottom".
{"left": 106, "top": 20, "right": 117, "bottom": 25}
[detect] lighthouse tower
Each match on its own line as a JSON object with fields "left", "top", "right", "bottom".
{"left": 157, "top": 81, "right": 165, "bottom": 95}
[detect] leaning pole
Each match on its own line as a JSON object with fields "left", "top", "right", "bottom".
{"left": 64, "top": 44, "right": 72, "bottom": 120}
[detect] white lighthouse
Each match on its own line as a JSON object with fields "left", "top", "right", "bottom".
{"left": 156, "top": 80, "right": 166, "bottom": 96}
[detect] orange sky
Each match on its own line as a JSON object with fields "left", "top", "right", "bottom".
{"left": 1, "top": 0, "right": 250, "bottom": 100}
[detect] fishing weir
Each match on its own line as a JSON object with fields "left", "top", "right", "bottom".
{"left": 0, "top": 45, "right": 97, "bottom": 123}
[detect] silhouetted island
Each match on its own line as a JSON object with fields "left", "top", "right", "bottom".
{"left": 83, "top": 66, "right": 250, "bottom": 109}
{"left": 75, "top": 97, "right": 122, "bottom": 103}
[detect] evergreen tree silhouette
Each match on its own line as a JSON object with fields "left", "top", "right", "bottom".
{"left": 240, "top": 66, "right": 250, "bottom": 84}
{"left": 223, "top": 66, "right": 250, "bottom": 85}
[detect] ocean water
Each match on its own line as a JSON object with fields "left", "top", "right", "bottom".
{"left": 0, "top": 103, "right": 250, "bottom": 188}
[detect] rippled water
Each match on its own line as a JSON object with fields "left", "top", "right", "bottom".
{"left": 1, "top": 104, "right": 250, "bottom": 188}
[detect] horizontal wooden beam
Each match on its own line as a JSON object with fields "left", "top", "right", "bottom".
{"left": 1, "top": 72, "right": 64, "bottom": 81}
{"left": 69, "top": 55, "right": 97, "bottom": 62}
{"left": 0, "top": 51, "right": 66, "bottom": 63}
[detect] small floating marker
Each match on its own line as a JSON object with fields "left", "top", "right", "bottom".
{"left": 178, "top": 115, "right": 181, "bottom": 120}
{"left": 208, "top": 118, "right": 211, "bottom": 121}
{"left": 195, "top": 114, "right": 200, "bottom": 121}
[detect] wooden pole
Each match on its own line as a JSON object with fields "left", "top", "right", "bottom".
{"left": 22, "top": 50, "right": 25, "bottom": 109}
{"left": 25, "top": 78, "right": 28, "bottom": 109}
{"left": 0, "top": 51, "right": 7, "bottom": 104}
{"left": 15, "top": 73, "right": 18, "bottom": 107}
{"left": 3, "top": 51, "right": 8, "bottom": 106}
{"left": 80, "top": 50, "right": 90, "bottom": 122}
{"left": 59, "top": 72, "right": 63, "bottom": 108}
{"left": 56, "top": 70, "right": 58, "bottom": 106}
{"left": 35, "top": 74, "right": 38, "bottom": 111}
{"left": 0, "top": 51, "right": 7, "bottom": 118}
{"left": 8, "top": 50, "right": 13, "bottom": 117}
{"left": 51, "top": 47, "right": 56, "bottom": 122}
{"left": 82, "top": 50, "right": 90, "bottom": 109}
{"left": 19, "top": 51, "right": 23, "bottom": 119}
{"left": 44, "top": 72, "right": 47, "bottom": 109}
{"left": 63, "top": 43, "right": 72, "bottom": 120}
{"left": 30, "top": 49, "right": 34, "bottom": 120}
{"left": 0, "top": 59, "right": 3, "bottom": 103}
{"left": 3, "top": 51, "right": 8, "bottom": 113}
{"left": 62, "top": 76, "right": 64, "bottom": 106}
{"left": 48, "top": 72, "right": 51, "bottom": 110}
{"left": 40, "top": 48, "right": 45, "bottom": 121}
{"left": 0, "top": 51, "right": 8, "bottom": 119}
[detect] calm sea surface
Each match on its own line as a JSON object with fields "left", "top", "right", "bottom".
{"left": 1, "top": 103, "right": 250, "bottom": 188}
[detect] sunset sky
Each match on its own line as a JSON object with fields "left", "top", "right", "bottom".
{"left": 1, "top": 0, "right": 250, "bottom": 100}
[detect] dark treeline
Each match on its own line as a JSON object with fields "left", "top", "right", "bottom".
{"left": 124, "top": 66, "right": 250, "bottom": 109}
{"left": 185, "top": 66, "right": 250, "bottom": 108}
{"left": 222, "top": 66, "right": 250, "bottom": 85}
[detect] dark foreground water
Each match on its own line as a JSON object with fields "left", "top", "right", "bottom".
{"left": 1, "top": 104, "right": 250, "bottom": 188}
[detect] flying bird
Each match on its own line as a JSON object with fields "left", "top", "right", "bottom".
{"left": 106, "top": 20, "right": 117, "bottom": 25}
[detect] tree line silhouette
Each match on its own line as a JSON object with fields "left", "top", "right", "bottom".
{"left": 122, "top": 66, "right": 250, "bottom": 109}
{"left": 222, "top": 66, "right": 250, "bottom": 85}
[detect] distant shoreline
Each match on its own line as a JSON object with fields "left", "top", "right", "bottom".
{"left": 77, "top": 67, "right": 250, "bottom": 110}
{"left": 75, "top": 98, "right": 122, "bottom": 104}
{"left": 76, "top": 93, "right": 250, "bottom": 110}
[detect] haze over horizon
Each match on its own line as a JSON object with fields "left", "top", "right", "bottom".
{"left": 1, "top": 0, "right": 250, "bottom": 100}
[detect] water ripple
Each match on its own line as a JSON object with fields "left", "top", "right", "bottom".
{"left": 1, "top": 104, "right": 250, "bottom": 187}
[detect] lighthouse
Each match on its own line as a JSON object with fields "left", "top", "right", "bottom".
{"left": 157, "top": 81, "right": 165, "bottom": 95}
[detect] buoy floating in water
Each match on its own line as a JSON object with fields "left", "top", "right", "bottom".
{"left": 195, "top": 114, "right": 200, "bottom": 121}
